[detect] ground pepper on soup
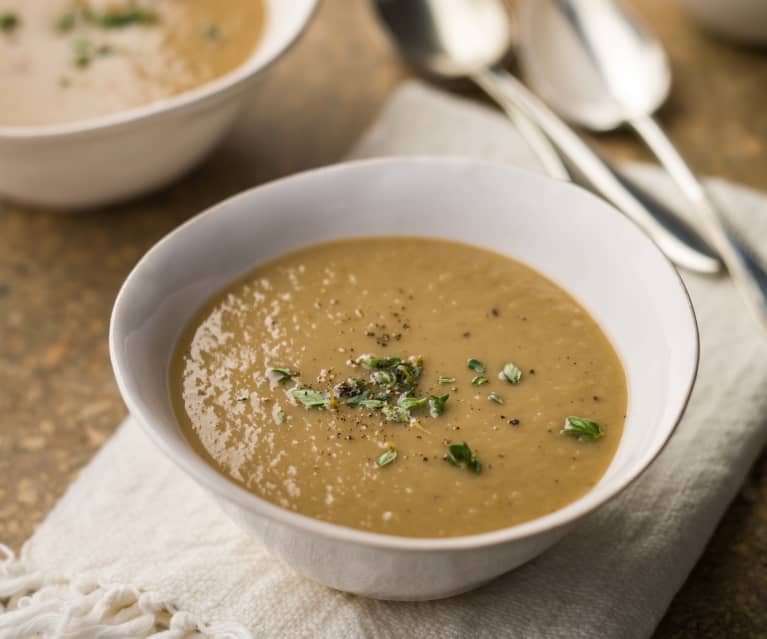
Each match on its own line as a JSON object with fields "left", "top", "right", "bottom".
{"left": 0, "top": 0, "right": 265, "bottom": 126}
{"left": 171, "top": 237, "right": 628, "bottom": 537}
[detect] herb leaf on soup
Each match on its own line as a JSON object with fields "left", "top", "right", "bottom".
{"left": 444, "top": 442, "right": 482, "bottom": 474}
{"left": 356, "top": 355, "right": 402, "bottom": 370}
{"left": 397, "top": 395, "right": 427, "bottom": 410}
{"left": 467, "top": 358, "right": 486, "bottom": 373}
{"left": 201, "top": 23, "right": 220, "bottom": 40}
{"left": 488, "top": 392, "right": 504, "bottom": 404}
{"left": 0, "top": 12, "right": 19, "bottom": 33}
{"left": 471, "top": 375, "right": 488, "bottom": 386}
{"left": 359, "top": 399, "right": 386, "bottom": 410}
{"left": 290, "top": 388, "right": 327, "bottom": 409}
{"left": 268, "top": 367, "right": 298, "bottom": 384}
{"left": 561, "top": 416, "right": 604, "bottom": 442}
{"left": 377, "top": 448, "right": 398, "bottom": 467}
{"left": 501, "top": 362, "right": 523, "bottom": 384}
{"left": 438, "top": 376, "right": 456, "bottom": 384}
{"left": 99, "top": 8, "right": 157, "bottom": 28}
{"left": 428, "top": 393, "right": 449, "bottom": 417}
{"left": 382, "top": 405, "right": 410, "bottom": 423}
{"left": 345, "top": 391, "right": 370, "bottom": 406}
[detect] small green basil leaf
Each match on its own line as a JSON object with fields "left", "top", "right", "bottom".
{"left": 501, "top": 362, "right": 522, "bottom": 384}
{"left": 290, "top": 388, "right": 327, "bottom": 408}
{"left": 467, "top": 358, "right": 486, "bottom": 373}
{"left": 268, "top": 367, "right": 299, "bottom": 384}
{"left": 382, "top": 405, "right": 410, "bottom": 423}
{"left": 444, "top": 441, "right": 482, "bottom": 474}
{"left": 359, "top": 399, "right": 386, "bottom": 410}
{"left": 561, "top": 416, "right": 604, "bottom": 442}
{"left": 397, "top": 394, "right": 427, "bottom": 410}
{"left": 428, "top": 393, "right": 449, "bottom": 417}
{"left": 377, "top": 448, "right": 398, "bottom": 467}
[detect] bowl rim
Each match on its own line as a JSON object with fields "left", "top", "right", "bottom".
{"left": 0, "top": 0, "right": 319, "bottom": 140}
{"left": 110, "top": 156, "right": 700, "bottom": 552}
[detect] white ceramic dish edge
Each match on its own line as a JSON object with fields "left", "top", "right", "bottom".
{"left": 110, "top": 157, "right": 699, "bottom": 600}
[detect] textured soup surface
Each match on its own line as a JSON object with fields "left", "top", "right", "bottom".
{"left": 172, "top": 237, "right": 627, "bottom": 537}
{"left": 0, "top": 1, "right": 265, "bottom": 126}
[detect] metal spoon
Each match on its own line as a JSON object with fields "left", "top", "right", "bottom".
{"left": 371, "top": 0, "right": 721, "bottom": 275}
{"left": 517, "top": 0, "right": 767, "bottom": 334}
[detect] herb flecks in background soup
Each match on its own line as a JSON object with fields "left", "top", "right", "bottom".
{"left": 171, "top": 238, "right": 628, "bottom": 538}
{"left": 0, "top": 1, "right": 265, "bottom": 126}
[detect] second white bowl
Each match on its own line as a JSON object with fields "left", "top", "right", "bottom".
{"left": 0, "top": 0, "right": 317, "bottom": 210}
{"left": 110, "top": 158, "right": 698, "bottom": 600}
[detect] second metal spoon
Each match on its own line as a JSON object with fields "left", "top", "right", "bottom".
{"left": 371, "top": 0, "right": 721, "bottom": 274}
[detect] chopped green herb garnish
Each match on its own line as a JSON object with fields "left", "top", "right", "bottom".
{"left": 377, "top": 448, "right": 398, "bottom": 467}
{"left": 501, "top": 362, "right": 522, "bottom": 384}
{"left": 290, "top": 388, "right": 327, "bottom": 408}
{"left": 334, "top": 377, "right": 365, "bottom": 399}
{"left": 72, "top": 39, "right": 91, "bottom": 68}
{"left": 428, "top": 393, "right": 449, "bottom": 417}
{"left": 488, "top": 392, "right": 504, "bottom": 404}
{"left": 382, "top": 405, "right": 410, "bottom": 423}
{"left": 275, "top": 409, "right": 286, "bottom": 424}
{"left": 471, "top": 375, "right": 488, "bottom": 386}
{"left": 359, "top": 399, "right": 386, "bottom": 410}
{"left": 268, "top": 367, "right": 299, "bottom": 384}
{"left": 0, "top": 12, "right": 19, "bottom": 33}
{"left": 356, "top": 355, "right": 402, "bottom": 369}
{"left": 444, "top": 442, "right": 481, "bottom": 474}
{"left": 370, "top": 370, "right": 395, "bottom": 386}
{"left": 561, "top": 416, "right": 604, "bottom": 442}
{"left": 345, "top": 391, "right": 369, "bottom": 406}
{"left": 98, "top": 7, "right": 157, "bottom": 28}
{"left": 397, "top": 395, "right": 427, "bottom": 410}
{"left": 201, "top": 22, "right": 220, "bottom": 40}
{"left": 55, "top": 12, "right": 77, "bottom": 33}
{"left": 467, "top": 358, "right": 486, "bottom": 373}
{"left": 438, "top": 376, "right": 456, "bottom": 384}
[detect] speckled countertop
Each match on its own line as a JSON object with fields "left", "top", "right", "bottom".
{"left": 1, "top": 0, "right": 765, "bottom": 636}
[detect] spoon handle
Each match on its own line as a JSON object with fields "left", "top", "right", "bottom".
{"left": 472, "top": 69, "right": 571, "bottom": 181}
{"left": 486, "top": 71, "right": 721, "bottom": 274}
{"left": 630, "top": 114, "right": 767, "bottom": 334}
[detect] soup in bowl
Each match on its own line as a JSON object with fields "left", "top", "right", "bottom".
{"left": 110, "top": 158, "right": 698, "bottom": 599}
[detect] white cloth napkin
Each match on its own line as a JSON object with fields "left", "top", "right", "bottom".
{"left": 2, "top": 82, "right": 767, "bottom": 639}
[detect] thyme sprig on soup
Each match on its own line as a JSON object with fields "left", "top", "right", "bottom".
{"left": 0, "top": 1, "right": 266, "bottom": 126}
{"left": 172, "top": 237, "right": 627, "bottom": 537}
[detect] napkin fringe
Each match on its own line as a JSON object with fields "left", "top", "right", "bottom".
{"left": 0, "top": 545, "right": 252, "bottom": 639}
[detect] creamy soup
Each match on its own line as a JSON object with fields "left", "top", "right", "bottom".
{"left": 172, "top": 238, "right": 627, "bottom": 538}
{"left": 0, "top": 1, "right": 265, "bottom": 126}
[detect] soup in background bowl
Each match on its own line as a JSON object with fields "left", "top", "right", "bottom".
{"left": 0, "top": 0, "right": 318, "bottom": 209}
{"left": 0, "top": 0, "right": 266, "bottom": 126}
{"left": 110, "top": 158, "right": 698, "bottom": 600}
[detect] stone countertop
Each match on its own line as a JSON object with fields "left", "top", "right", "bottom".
{"left": 0, "top": 0, "right": 764, "bottom": 636}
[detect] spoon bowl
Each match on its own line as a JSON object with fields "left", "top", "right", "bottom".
{"left": 518, "top": 0, "right": 670, "bottom": 130}
{"left": 374, "top": 0, "right": 512, "bottom": 77}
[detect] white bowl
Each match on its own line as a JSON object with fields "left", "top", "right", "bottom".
{"left": 110, "top": 158, "right": 698, "bottom": 600}
{"left": 0, "top": 0, "right": 318, "bottom": 210}
{"left": 675, "top": 0, "right": 767, "bottom": 45}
